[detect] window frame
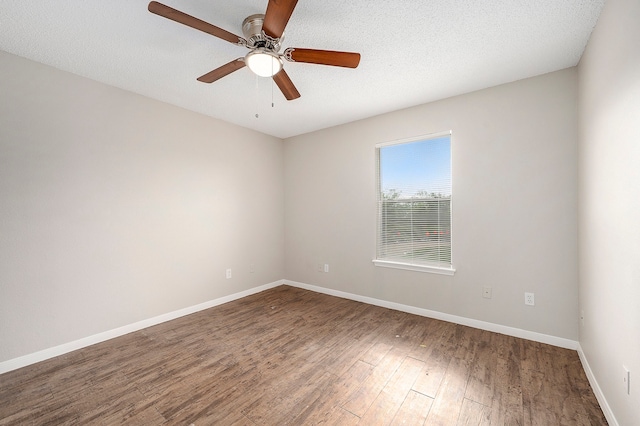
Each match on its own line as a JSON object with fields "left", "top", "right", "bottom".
{"left": 372, "top": 131, "right": 455, "bottom": 276}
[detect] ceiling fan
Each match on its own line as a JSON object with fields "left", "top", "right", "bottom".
{"left": 148, "top": 0, "right": 361, "bottom": 100}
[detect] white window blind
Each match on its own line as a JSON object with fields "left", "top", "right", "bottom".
{"left": 375, "top": 132, "right": 453, "bottom": 273}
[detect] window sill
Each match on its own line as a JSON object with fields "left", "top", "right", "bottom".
{"left": 372, "top": 259, "right": 456, "bottom": 276}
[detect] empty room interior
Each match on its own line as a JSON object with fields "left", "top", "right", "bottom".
{"left": 0, "top": 0, "right": 638, "bottom": 425}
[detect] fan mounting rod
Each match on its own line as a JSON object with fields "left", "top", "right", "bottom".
{"left": 242, "top": 14, "right": 282, "bottom": 52}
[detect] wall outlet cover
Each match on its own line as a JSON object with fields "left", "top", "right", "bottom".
{"left": 525, "top": 292, "right": 535, "bottom": 306}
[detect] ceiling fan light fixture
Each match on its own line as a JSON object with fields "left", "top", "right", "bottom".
{"left": 245, "top": 49, "right": 283, "bottom": 77}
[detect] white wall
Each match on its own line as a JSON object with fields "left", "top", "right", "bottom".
{"left": 578, "top": 0, "right": 640, "bottom": 424}
{"left": 0, "top": 51, "right": 285, "bottom": 363}
{"left": 284, "top": 69, "right": 579, "bottom": 340}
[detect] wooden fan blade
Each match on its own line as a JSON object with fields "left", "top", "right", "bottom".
{"left": 197, "top": 59, "right": 246, "bottom": 83}
{"left": 285, "top": 48, "right": 361, "bottom": 68}
{"left": 263, "top": 0, "right": 299, "bottom": 39}
{"left": 273, "top": 69, "right": 301, "bottom": 100}
{"left": 148, "top": 1, "right": 244, "bottom": 45}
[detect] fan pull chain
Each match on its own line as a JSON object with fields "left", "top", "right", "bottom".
{"left": 255, "top": 74, "right": 260, "bottom": 118}
{"left": 271, "top": 59, "right": 275, "bottom": 108}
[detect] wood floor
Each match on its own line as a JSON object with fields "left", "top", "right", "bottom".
{"left": 0, "top": 285, "right": 606, "bottom": 425}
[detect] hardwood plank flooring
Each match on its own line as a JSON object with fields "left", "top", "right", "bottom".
{"left": 0, "top": 285, "right": 607, "bottom": 425}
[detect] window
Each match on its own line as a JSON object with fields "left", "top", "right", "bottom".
{"left": 374, "top": 131, "right": 454, "bottom": 275}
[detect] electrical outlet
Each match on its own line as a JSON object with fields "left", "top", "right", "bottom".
{"left": 525, "top": 292, "right": 535, "bottom": 306}
{"left": 482, "top": 286, "right": 492, "bottom": 299}
{"left": 323, "top": 264, "right": 329, "bottom": 273}
{"left": 225, "top": 268, "right": 232, "bottom": 279}
{"left": 623, "top": 366, "right": 630, "bottom": 395}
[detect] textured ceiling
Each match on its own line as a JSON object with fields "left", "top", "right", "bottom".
{"left": 0, "top": 0, "right": 604, "bottom": 138}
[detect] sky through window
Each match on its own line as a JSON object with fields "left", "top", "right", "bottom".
{"left": 379, "top": 136, "right": 451, "bottom": 198}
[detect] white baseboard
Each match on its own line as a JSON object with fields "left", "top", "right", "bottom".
{"left": 284, "top": 280, "right": 579, "bottom": 350}
{"left": 4, "top": 279, "right": 614, "bottom": 423}
{"left": 0, "top": 278, "right": 580, "bottom": 376}
{"left": 577, "top": 344, "right": 619, "bottom": 426}
{"left": 0, "top": 280, "right": 283, "bottom": 375}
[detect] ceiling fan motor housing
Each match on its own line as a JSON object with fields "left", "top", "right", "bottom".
{"left": 242, "top": 14, "right": 282, "bottom": 51}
